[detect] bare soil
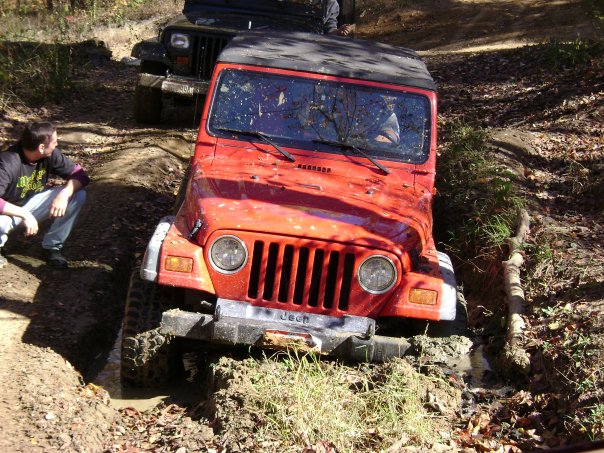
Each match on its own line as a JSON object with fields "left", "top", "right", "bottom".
{"left": 0, "top": 0, "right": 602, "bottom": 451}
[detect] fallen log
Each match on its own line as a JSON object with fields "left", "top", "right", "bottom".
{"left": 498, "top": 208, "right": 531, "bottom": 377}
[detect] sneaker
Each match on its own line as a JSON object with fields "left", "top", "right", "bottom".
{"left": 0, "top": 249, "right": 7, "bottom": 268}
{"left": 45, "top": 249, "right": 68, "bottom": 269}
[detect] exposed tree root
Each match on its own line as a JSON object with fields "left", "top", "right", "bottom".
{"left": 498, "top": 208, "right": 531, "bottom": 377}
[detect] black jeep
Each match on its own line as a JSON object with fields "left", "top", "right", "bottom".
{"left": 131, "top": 0, "right": 355, "bottom": 123}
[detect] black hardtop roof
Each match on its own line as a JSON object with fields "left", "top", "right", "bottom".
{"left": 217, "top": 31, "right": 436, "bottom": 91}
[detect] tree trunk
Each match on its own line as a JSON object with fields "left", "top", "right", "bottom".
{"left": 498, "top": 208, "right": 531, "bottom": 377}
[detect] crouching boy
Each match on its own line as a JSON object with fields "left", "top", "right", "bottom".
{"left": 0, "top": 122, "right": 89, "bottom": 268}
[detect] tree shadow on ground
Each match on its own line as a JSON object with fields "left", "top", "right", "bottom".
{"left": 430, "top": 43, "right": 604, "bottom": 133}
{"left": 430, "top": 42, "right": 604, "bottom": 216}
{"left": 0, "top": 177, "right": 175, "bottom": 376}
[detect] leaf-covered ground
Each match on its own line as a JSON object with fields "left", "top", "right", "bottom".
{"left": 426, "top": 26, "right": 604, "bottom": 453}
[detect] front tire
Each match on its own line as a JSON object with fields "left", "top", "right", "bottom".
{"left": 133, "top": 84, "right": 162, "bottom": 124}
{"left": 121, "top": 272, "right": 174, "bottom": 387}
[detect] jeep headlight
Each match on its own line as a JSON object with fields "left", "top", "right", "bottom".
{"left": 358, "top": 255, "right": 397, "bottom": 294}
{"left": 170, "top": 33, "right": 190, "bottom": 49}
{"left": 209, "top": 235, "right": 248, "bottom": 273}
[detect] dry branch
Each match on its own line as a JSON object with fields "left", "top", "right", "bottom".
{"left": 499, "top": 208, "right": 531, "bottom": 376}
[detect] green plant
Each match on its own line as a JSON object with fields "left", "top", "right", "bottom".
{"left": 533, "top": 241, "right": 554, "bottom": 265}
{"left": 542, "top": 340, "right": 553, "bottom": 352}
{"left": 587, "top": 0, "right": 604, "bottom": 30}
{"left": 537, "top": 301, "right": 572, "bottom": 319}
{"left": 244, "top": 352, "right": 444, "bottom": 452}
{"left": 479, "top": 212, "right": 513, "bottom": 249}
{"left": 436, "top": 121, "right": 524, "bottom": 262}
{"left": 540, "top": 38, "right": 604, "bottom": 69}
{"left": 581, "top": 403, "right": 604, "bottom": 440}
{"left": 0, "top": 41, "right": 75, "bottom": 103}
{"left": 564, "top": 160, "right": 591, "bottom": 195}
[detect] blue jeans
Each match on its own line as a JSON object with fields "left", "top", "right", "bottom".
{"left": 0, "top": 186, "right": 87, "bottom": 250}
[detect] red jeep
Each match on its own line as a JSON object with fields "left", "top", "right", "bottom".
{"left": 122, "top": 31, "right": 462, "bottom": 387}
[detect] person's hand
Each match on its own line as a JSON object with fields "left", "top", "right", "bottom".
{"left": 374, "top": 129, "right": 400, "bottom": 145}
{"left": 50, "top": 190, "right": 69, "bottom": 218}
{"left": 23, "top": 212, "right": 39, "bottom": 236}
{"left": 336, "top": 24, "right": 353, "bottom": 36}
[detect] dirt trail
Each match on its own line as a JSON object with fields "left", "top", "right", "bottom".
{"left": 0, "top": 274, "right": 38, "bottom": 452}
{"left": 0, "top": 0, "right": 602, "bottom": 451}
{"left": 358, "top": 0, "right": 599, "bottom": 52}
{"left": 0, "top": 114, "right": 191, "bottom": 449}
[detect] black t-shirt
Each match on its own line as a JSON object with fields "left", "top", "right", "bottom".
{"left": 0, "top": 143, "right": 77, "bottom": 207}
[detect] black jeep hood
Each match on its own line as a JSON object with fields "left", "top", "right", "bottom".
{"left": 182, "top": 0, "right": 325, "bottom": 31}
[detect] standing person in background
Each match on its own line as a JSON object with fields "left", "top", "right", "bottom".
{"left": 324, "top": 0, "right": 354, "bottom": 36}
{"left": 0, "top": 122, "right": 89, "bottom": 269}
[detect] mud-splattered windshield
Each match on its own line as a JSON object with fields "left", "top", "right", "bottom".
{"left": 208, "top": 69, "right": 432, "bottom": 163}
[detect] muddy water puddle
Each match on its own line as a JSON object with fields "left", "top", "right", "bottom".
{"left": 92, "top": 329, "right": 203, "bottom": 411}
{"left": 444, "top": 344, "right": 492, "bottom": 387}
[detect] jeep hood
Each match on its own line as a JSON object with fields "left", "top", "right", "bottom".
{"left": 189, "top": 163, "right": 432, "bottom": 250}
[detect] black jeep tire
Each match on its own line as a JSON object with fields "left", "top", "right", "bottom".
{"left": 133, "top": 85, "right": 162, "bottom": 124}
{"left": 121, "top": 271, "right": 174, "bottom": 387}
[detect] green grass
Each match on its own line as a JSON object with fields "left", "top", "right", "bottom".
{"left": 0, "top": 0, "right": 178, "bottom": 106}
{"left": 0, "top": 6, "right": 75, "bottom": 105}
{"left": 0, "top": 41, "right": 75, "bottom": 104}
{"left": 435, "top": 121, "right": 525, "bottom": 266}
{"left": 229, "top": 352, "right": 451, "bottom": 452}
{"left": 539, "top": 37, "right": 604, "bottom": 69}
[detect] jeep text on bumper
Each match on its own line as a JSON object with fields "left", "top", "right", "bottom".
{"left": 161, "top": 299, "right": 411, "bottom": 362}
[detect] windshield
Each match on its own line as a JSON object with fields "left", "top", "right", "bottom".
{"left": 208, "top": 69, "right": 432, "bottom": 164}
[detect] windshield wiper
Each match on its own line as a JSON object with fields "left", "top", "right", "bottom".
{"left": 313, "top": 139, "right": 390, "bottom": 175}
{"left": 215, "top": 127, "right": 296, "bottom": 162}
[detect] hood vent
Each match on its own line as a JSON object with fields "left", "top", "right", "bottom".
{"left": 298, "top": 164, "right": 331, "bottom": 173}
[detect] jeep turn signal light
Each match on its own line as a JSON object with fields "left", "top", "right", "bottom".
{"left": 409, "top": 288, "right": 437, "bottom": 305}
{"left": 175, "top": 56, "right": 189, "bottom": 66}
{"left": 165, "top": 256, "right": 193, "bottom": 273}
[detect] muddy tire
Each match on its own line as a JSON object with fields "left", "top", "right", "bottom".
{"left": 121, "top": 272, "right": 174, "bottom": 387}
{"left": 426, "top": 288, "right": 469, "bottom": 337}
{"left": 133, "top": 85, "right": 162, "bottom": 124}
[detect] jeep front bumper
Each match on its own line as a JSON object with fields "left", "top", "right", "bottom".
{"left": 161, "top": 298, "right": 411, "bottom": 362}
{"left": 138, "top": 73, "right": 210, "bottom": 97}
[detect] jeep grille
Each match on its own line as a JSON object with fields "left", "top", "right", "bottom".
{"left": 247, "top": 239, "right": 357, "bottom": 314}
{"left": 193, "top": 34, "right": 232, "bottom": 80}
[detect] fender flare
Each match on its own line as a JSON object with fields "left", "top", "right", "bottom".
{"left": 132, "top": 39, "right": 169, "bottom": 66}
{"left": 140, "top": 216, "right": 174, "bottom": 282}
{"left": 437, "top": 251, "right": 457, "bottom": 321}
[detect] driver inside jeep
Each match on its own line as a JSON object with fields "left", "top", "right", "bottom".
{"left": 209, "top": 69, "right": 430, "bottom": 163}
